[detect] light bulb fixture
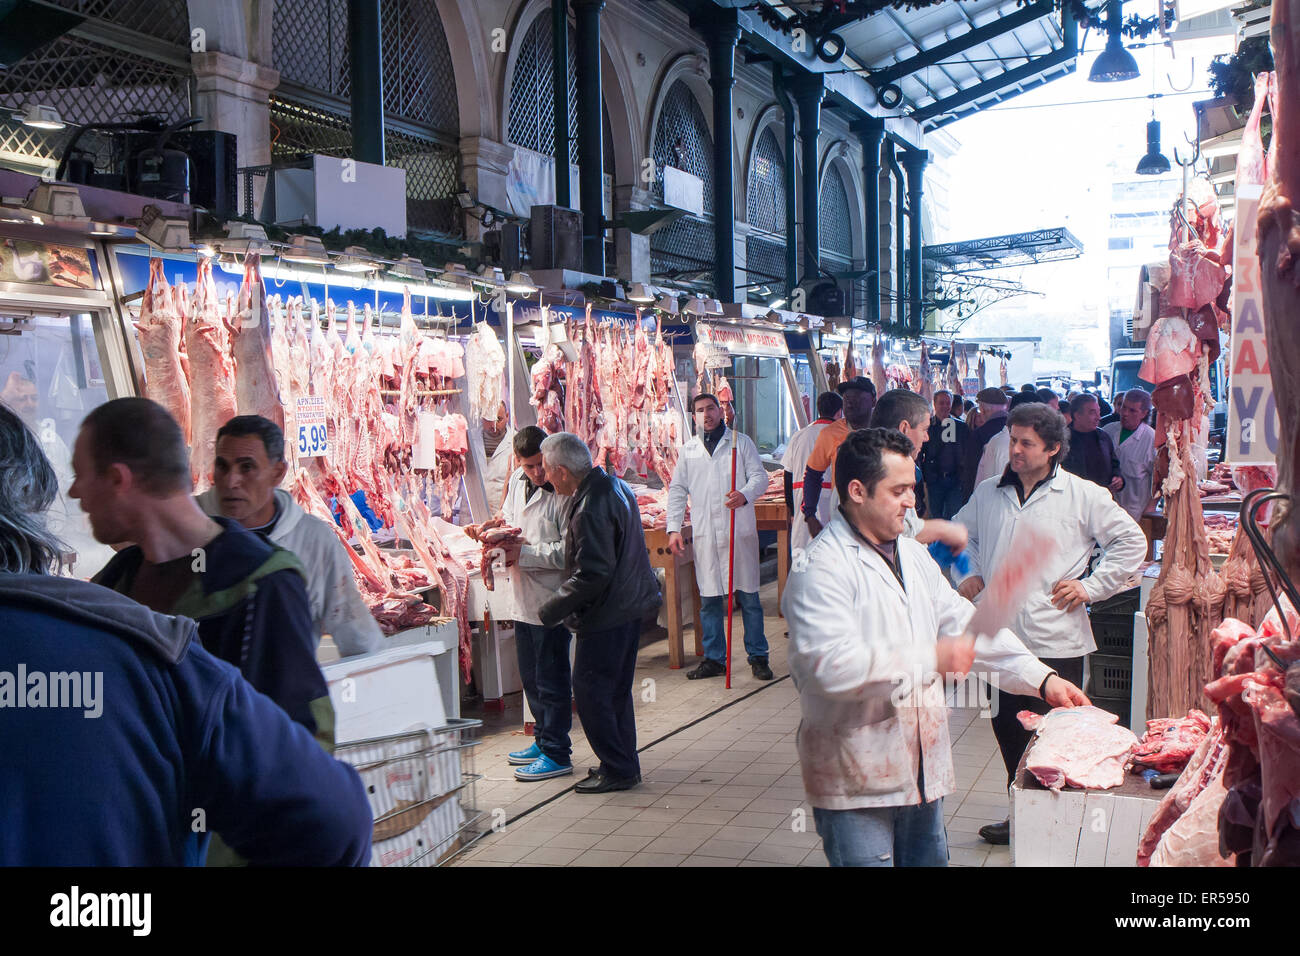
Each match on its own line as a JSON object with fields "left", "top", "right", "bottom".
{"left": 1135, "top": 119, "right": 1172, "bottom": 175}
{"left": 387, "top": 254, "right": 427, "bottom": 281}
{"left": 1088, "top": 1, "right": 1139, "bottom": 83}
{"left": 682, "top": 296, "right": 708, "bottom": 316}
{"left": 335, "top": 245, "right": 376, "bottom": 273}
{"left": 137, "top": 205, "right": 191, "bottom": 252}
{"left": 441, "top": 262, "right": 475, "bottom": 286}
{"left": 654, "top": 293, "right": 678, "bottom": 312}
{"left": 626, "top": 282, "right": 654, "bottom": 303}
{"left": 221, "top": 221, "right": 272, "bottom": 257}
{"left": 796, "top": 314, "right": 809, "bottom": 332}
{"left": 506, "top": 271, "right": 538, "bottom": 295}
{"left": 769, "top": 296, "right": 787, "bottom": 310}
{"left": 282, "top": 234, "right": 329, "bottom": 264}
{"left": 25, "top": 182, "right": 86, "bottom": 220}
{"left": 15, "top": 103, "right": 65, "bottom": 130}
{"left": 703, "top": 297, "right": 724, "bottom": 315}
{"left": 476, "top": 264, "right": 505, "bottom": 285}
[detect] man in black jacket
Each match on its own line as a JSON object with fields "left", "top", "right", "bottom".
{"left": 1062, "top": 393, "right": 1124, "bottom": 494}
{"left": 70, "top": 400, "right": 332, "bottom": 754}
{"left": 537, "top": 432, "right": 661, "bottom": 794}
{"left": 920, "top": 389, "right": 971, "bottom": 518}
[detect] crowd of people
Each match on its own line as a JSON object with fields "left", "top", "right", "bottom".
{"left": 2, "top": 365, "right": 1157, "bottom": 867}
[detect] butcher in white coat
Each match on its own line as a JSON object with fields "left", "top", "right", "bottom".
{"left": 199, "top": 415, "right": 381, "bottom": 658}
{"left": 1101, "top": 387, "right": 1158, "bottom": 521}
{"left": 954, "top": 401, "right": 1145, "bottom": 846}
{"left": 782, "top": 427, "right": 1088, "bottom": 867}
{"left": 782, "top": 390, "right": 842, "bottom": 555}
{"left": 667, "top": 392, "right": 772, "bottom": 681}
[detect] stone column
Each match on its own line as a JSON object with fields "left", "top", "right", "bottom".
{"left": 190, "top": 51, "right": 280, "bottom": 217}
{"left": 460, "top": 136, "right": 515, "bottom": 243}
{"left": 613, "top": 183, "right": 654, "bottom": 284}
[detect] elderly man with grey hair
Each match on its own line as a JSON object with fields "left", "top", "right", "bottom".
{"left": 537, "top": 432, "right": 661, "bottom": 794}
{"left": 1102, "top": 387, "right": 1157, "bottom": 521}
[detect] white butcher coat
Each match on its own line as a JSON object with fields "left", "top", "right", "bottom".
{"left": 483, "top": 427, "right": 516, "bottom": 514}
{"left": 1102, "top": 421, "right": 1157, "bottom": 521}
{"left": 974, "top": 429, "right": 1010, "bottom": 488}
{"left": 499, "top": 466, "right": 568, "bottom": 627}
{"left": 197, "top": 487, "right": 382, "bottom": 657}
{"left": 782, "top": 512, "right": 1052, "bottom": 810}
{"left": 781, "top": 419, "right": 832, "bottom": 554}
{"left": 953, "top": 467, "right": 1147, "bottom": 659}
{"left": 666, "top": 427, "right": 768, "bottom": 597}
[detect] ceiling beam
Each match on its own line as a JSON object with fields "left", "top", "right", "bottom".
{"left": 869, "top": 0, "right": 1055, "bottom": 87}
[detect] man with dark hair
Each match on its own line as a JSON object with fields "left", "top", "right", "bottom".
{"left": 196, "top": 415, "right": 381, "bottom": 659}
{"left": 920, "top": 388, "right": 972, "bottom": 519}
{"left": 783, "top": 390, "right": 842, "bottom": 555}
{"left": 1099, "top": 390, "right": 1124, "bottom": 428}
{"left": 668, "top": 392, "right": 772, "bottom": 681}
{"left": 483, "top": 424, "right": 575, "bottom": 781}
{"left": 1063, "top": 393, "right": 1123, "bottom": 493}
{"left": 1019, "top": 383, "right": 1036, "bottom": 394}
{"left": 538, "top": 433, "right": 661, "bottom": 794}
{"left": 72, "top": 400, "right": 329, "bottom": 753}
{"left": 801, "top": 376, "right": 876, "bottom": 539}
{"left": 1035, "top": 387, "right": 1058, "bottom": 407}
{"left": 0, "top": 403, "right": 373, "bottom": 866}
{"left": 973, "top": 392, "right": 1041, "bottom": 489}
{"left": 962, "top": 387, "right": 1010, "bottom": 499}
{"left": 784, "top": 426, "right": 1088, "bottom": 867}
{"left": 953, "top": 402, "right": 1145, "bottom": 846}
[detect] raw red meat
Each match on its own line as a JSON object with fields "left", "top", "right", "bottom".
{"left": 135, "top": 258, "right": 192, "bottom": 445}
{"left": 1017, "top": 706, "right": 1139, "bottom": 791}
{"left": 1137, "top": 722, "right": 1232, "bottom": 866}
{"left": 230, "top": 254, "right": 284, "bottom": 430}
{"left": 1138, "top": 317, "right": 1198, "bottom": 385}
{"left": 184, "top": 257, "right": 237, "bottom": 489}
{"left": 1131, "top": 709, "right": 1212, "bottom": 773}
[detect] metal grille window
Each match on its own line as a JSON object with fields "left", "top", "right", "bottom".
{"left": 747, "top": 128, "right": 785, "bottom": 235}
{"left": 272, "top": 0, "right": 351, "bottom": 98}
{"left": 819, "top": 169, "right": 852, "bottom": 270}
{"left": 745, "top": 236, "right": 785, "bottom": 287}
{"left": 651, "top": 80, "right": 714, "bottom": 285}
{"left": 507, "top": 14, "right": 579, "bottom": 166}
{"left": 0, "top": 33, "right": 192, "bottom": 172}
{"left": 44, "top": 0, "right": 192, "bottom": 48}
{"left": 380, "top": 0, "right": 458, "bottom": 134}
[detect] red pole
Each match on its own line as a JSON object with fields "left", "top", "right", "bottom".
{"left": 725, "top": 439, "right": 738, "bottom": 689}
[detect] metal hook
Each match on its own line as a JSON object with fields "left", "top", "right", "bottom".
{"left": 1174, "top": 110, "right": 1202, "bottom": 168}
{"left": 1166, "top": 56, "right": 1195, "bottom": 93}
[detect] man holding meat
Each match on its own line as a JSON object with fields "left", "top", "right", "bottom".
{"left": 953, "top": 402, "right": 1146, "bottom": 846}
{"left": 783, "top": 427, "right": 1089, "bottom": 866}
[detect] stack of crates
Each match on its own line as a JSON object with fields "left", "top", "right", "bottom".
{"left": 336, "top": 718, "right": 487, "bottom": 866}
{"left": 1087, "top": 587, "right": 1140, "bottom": 729}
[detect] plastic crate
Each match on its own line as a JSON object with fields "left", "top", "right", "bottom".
{"left": 1090, "top": 587, "right": 1139, "bottom": 617}
{"left": 1090, "top": 615, "right": 1134, "bottom": 656}
{"left": 1089, "top": 694, "right": 1132, "bottom": 730}
{"left": 1089, "top": 654, "right": 1132, "bottom": 698}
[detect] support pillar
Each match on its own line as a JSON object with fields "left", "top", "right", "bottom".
{"left": 885, "top": 140, "right": 906, "bottom": 326}
{"left": 614, "top": 184, "right": 654, "bottom": 283}
{"left": 573, "top": 0, "right": 606, "bottom": 276}
{"left": 852, "top": 118, "right": 885, "bottom": 328}
{"left": 347, "top": 0, "right": 384, "bottom": 166}
{"left": 552, "top": 0, "right": 571, "bottom": 208}
{"left": 773, "top": 65, "right": 798, "bottom": 299}
{"left": 902, "top": 148, "right": 928, "bottom": 335}
{"left": 191, "top": 52, "right": 279, "bottom": 217}
{"left": 699, "top": 9, "right": 740, "bottom": 302}
{"left": 789, "top": 73, "right": 824, "bottom": 283}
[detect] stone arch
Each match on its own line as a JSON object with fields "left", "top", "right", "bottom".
{"left": 819, "top": 141, "right": 864, "bottom": 264}
{"left": 643, "top": 51, "right": 711, "bottom": 162}
{"left": 740, "top": 101, "right": 786, "bottom": 227}
{"left": 435, "top": 0, "right": 489, "bottom": 138}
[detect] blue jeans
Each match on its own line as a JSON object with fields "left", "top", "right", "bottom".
{"left": 700, "top": 591, "right": 767, "bottom": 664}
{"left": 813, "top": 799, "right": 949, "bottom": 867}
{"left": 514, "top": 621, "right": 573, "bottom": 765}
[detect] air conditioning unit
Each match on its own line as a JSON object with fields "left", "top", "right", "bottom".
{"left": 529, "top": 204, "right": 582, "bottom": 271}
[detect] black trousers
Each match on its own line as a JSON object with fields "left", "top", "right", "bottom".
{"left": 573, "top": 620, "right": 642, "bottom": 781}
{"left": 989, "top": 655, "right": 1086, "bottom": 788}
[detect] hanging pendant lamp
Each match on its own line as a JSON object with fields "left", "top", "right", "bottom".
{"left": 1088, "top": 0, "right": 1140, "bottom": 83}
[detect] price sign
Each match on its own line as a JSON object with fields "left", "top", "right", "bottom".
{"left": 295, "top": 396, "right": 329, "bottom": 460}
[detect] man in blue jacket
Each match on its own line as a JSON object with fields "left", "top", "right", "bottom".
{"left": 0, "top": 402, "right": 371, "bottom": 865}
{"left": 70, "top": 399, "right": 333, "bottom": 753}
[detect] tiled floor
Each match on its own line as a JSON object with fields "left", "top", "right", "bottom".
{"left": 453, "top": 576, "right": 1014, "bottom": 867}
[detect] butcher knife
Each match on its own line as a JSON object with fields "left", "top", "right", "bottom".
{"left": 963, "top": 525, "right": 1058, "bottom": 639}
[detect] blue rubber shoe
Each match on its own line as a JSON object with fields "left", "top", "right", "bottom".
{"left": 507, "top": 742, "right": 543, "bottom": 766}
{"left": 514, "top": 754, "right": 574, "bottom": 781}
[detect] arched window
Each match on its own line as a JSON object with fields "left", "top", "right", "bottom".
{"left": 270, "top": 0, "right": 462, "bottom": 235}
{"left": 650, "top": 80, "right": 714, "bottom": 288}
{"left": 745, "top": 127, "right": 787, "bottom": 301}
{"left": 819, "top": 166, "right": 856, "bottom": 315}
{"left": 508, "top": 14, "right": 578, "bottom": 165}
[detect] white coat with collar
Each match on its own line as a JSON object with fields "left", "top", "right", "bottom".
{"left": 498, "top": 466, "right": 568, "bottom": 627}
{"left": 1102, "top": 420, "right": 1157, "bottom": 521}
{"left": 666, "top": 427, "right": 768, "bottom": 596}
{"left": 781, "top": 419, "right": 832, "bottom": 554}
{"left": 197, "top": 487, "right": 382, "bottom": 658}
{"left": 953, "top": 466, "right": 1147, "bottom": 659}
{"left": 782, "top": 512, "right": 1052, "bottom": 810}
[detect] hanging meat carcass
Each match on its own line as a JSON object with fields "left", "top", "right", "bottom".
{"left": 870, "top": 334, "right": 886, "bottom": 396}
{"left": 230, "top": 254, "right": 285, "bottom": 430}
{"left": 135, "top": 258, "right": 192, "bottom": 445}
{"left": 184, "top": 257, "right": 238, "bottom": 489}
{"left": 918, "top": 341, "right": 933, "bottom": 404}
{"left": 465, "top": 321, "right": 505, "bottom": 422}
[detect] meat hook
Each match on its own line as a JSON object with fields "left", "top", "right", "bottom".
{"left": 1240, "top": 487, "right": 1299, "bottom": 668}
{"left": 1166, "top": 57, "right": 1195, "bottom": 93}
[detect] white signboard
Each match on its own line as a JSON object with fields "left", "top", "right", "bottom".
{"left": 664, "top": 165, "right": 704, "bottom": 217}
{"left": 1227, "top": 183, "right": 1280, "bottom": 464}
{"left": 295, "top": 396, "right": 329, "bottom": 460}
{"left": 696, "top": 322, "right": 790, "bottom": 359}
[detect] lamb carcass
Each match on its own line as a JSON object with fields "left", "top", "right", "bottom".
{"left": 184, "top": 257, "right": 238, "bottom": 489}
{"left": 1130, "top": 709, "right": 1212, "bottom": 773}
{"left": 1017, "top": 706, "right": 1139, "bottom": 791}
{"left": 135, "top": 258, "right": 191, "bottom": 445}
{"left": 230, "top": 254, "right": 284, "bottom": 430}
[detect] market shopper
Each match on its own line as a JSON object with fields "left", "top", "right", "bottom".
{"left": 783, "top": 390, "right": 842, "bottom": 554}
{"left": 667, "top": 393, "right": 773, "bottom": 681}
{"left": 953, "top": 402, "right": 1146, "bottom": 846}
{"left": 919, "top": 389, "right": 972, "bottom": 519}
{"left": 197, "top": 414, "right": 382, "bottom": 659}
{"left": 538, "top": 432, "right": 660, "bottom": 794}
{"left": 782, "top": 427, "right": 1089, "bottom": 867}
{"left": 0, "top": 403, "right": 371, "bottom": 866}
{"left": 491, "top": 425, "right": 574, "bottom": 782}
{"left": 962, "top": 387, "right": 1010, "bottom": 499}
{"left": 72, "top": 399, "right": 332, "bottom": 752}
{"left": 801, "top": 375, "right": 877, "bottom": 538}
{"left": 1062, "top": 392, "right": 1123, "bottom": 493}
{"left": 1102, "top": 387, "right": 1158, "bottom": 521}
